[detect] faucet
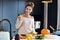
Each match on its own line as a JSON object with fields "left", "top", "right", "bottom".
{"left": 0, "top": 19, "right": 12, "bottom": 40}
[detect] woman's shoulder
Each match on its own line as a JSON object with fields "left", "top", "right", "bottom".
{"left": 30, "top": 16, "right": 34, "bottom": 19}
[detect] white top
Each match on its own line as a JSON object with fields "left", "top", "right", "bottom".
{"left": 15, "top": 17, "right": 35, "bottom": 36}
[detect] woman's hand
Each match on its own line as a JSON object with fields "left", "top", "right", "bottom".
{"left": 32, "top": 31, "right": 37, "bottom": 35}
{"left": 18, "top": 15, "right": 23, "bottom": 20}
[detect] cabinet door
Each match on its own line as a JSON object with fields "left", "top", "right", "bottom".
{"left": 0, "top": 0, "right": 3, "bottom": 18}
{"left": 18, "top": 0, "right": 26, "bottom": 13}
{"left": 3, "top": 0, "right": 19, "bottom": 37}
{"left": 2, "top": 0, "right": 26, "bottom": 37}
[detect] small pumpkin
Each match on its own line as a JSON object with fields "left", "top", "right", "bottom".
{"left": 41, "top": 29, "right": 50, "bottom": 35}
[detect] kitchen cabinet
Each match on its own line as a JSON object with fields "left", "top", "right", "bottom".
{"left": 0, "top": 0, "right": 3, "bottom": 18}
{"left": 0, "top": 0, "right": 26, "bottom": 37}
{"left": 2, "top": 0, "right": 19, "bottom": 37}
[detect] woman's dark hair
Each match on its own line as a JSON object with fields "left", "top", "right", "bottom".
{"left": 25, "top": 2, "right": 34, "bottom": 9}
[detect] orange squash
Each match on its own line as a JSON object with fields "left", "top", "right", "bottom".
{"left": 41, "top": 29, "right": 50, "bottom": 35}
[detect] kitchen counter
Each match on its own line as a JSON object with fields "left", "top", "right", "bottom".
{"left": 20, "top": 35, "right": 60, "bottom": 40}
{"left": 12, "top": 35, "right": 60, "bottom": 40}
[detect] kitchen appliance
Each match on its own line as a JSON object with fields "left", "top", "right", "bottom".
{"left": 34, "top": 21, "right": 41, "bottom": 29}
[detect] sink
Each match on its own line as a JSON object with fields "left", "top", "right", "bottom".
{"left": 52, "top": 29, "right": 60, "bottom": 36}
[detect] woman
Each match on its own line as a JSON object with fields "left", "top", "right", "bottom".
{"left": 16, "top": 2, "right": 37, "bottom": 36}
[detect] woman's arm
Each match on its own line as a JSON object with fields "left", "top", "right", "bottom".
{"left": 15, "top": 16, "right": 23, "bottom": 29}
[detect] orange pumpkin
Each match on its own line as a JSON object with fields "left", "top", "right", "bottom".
{"left": 41, "top": 29, "right": 50, "bottom": 35}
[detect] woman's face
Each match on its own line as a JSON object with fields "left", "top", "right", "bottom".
{"left": 25, "top": 6, "right": 33, "bottom": 14}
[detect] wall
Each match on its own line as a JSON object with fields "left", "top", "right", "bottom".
{"left": 0, "top": 0, "right": 26, "bottom": 37}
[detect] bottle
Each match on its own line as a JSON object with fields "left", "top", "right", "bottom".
{"left": 15, "top": 34, "right": 19, "bottom": 40}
